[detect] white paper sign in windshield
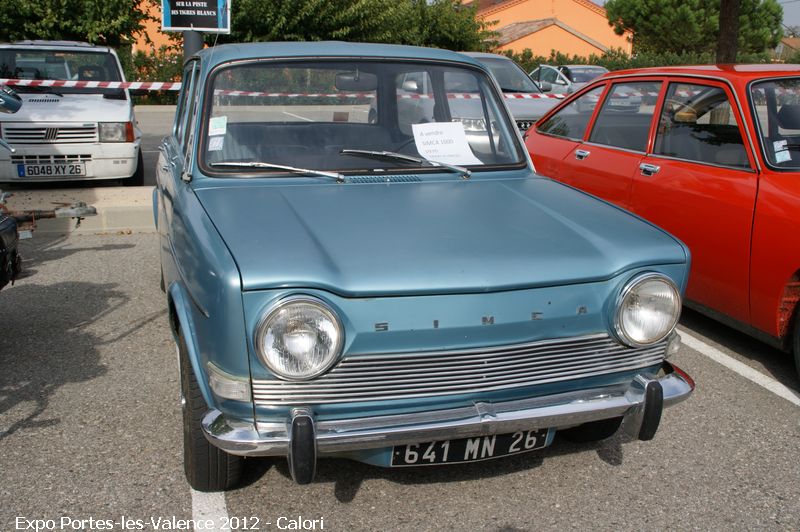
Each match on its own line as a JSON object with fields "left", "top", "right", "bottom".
{"left": 412, "top": 122, "right": 482, "bottom": 165}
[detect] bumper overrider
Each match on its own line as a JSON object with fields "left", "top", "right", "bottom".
{"left": 202, "top": 359, "right": 694, "bottom": 483}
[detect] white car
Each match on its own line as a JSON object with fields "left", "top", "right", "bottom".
{"left": 530, "top": 65, "right": 609, "bottom": 94}
{"left": 0, "top": 41, "right": 142, "bottom": 185}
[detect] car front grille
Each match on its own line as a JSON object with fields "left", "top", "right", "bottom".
{"left": 11, "top": 154, "right": 92, "bottom": 164}
{"left": 2, "top": 125, "right": 97, "bottom": 143}
{"left": 516, "top": 119, "right": 536, "bottom": 132}
{"left": 251, "top": 334, "right": 666, "bottom": 405}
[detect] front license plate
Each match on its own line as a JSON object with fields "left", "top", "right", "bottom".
{"left": 391, "top": 428, "right": 549, "bottom": 467}
{"left": 17, "top": 163, "right": 86, "bottom": 177}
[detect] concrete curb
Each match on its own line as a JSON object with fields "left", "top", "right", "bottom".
{"left": 4, "top": 186, "right": 156, "bottom": 235}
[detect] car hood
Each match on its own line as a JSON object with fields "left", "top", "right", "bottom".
{"left": 448, "top": 97, "right": 559, "bottom": 122}
{"left": 194, "top": 177, "right": 686, "bottom": 296}
{"left": 503, "top": 96, "right": 560, "bottom": 120}
{"left": 0, "top": 93, "right": 132, "bottom": 123}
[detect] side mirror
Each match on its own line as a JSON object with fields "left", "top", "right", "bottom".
{"left": 401, "top": 80, "right": 420, "bottom": 93}
{"left": 538, "top": 81, "right": 552, "bottom": 93}
{"left": 0, "top": 85, "right": 22, "bottom": 114}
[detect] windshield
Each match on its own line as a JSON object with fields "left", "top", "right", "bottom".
{"left": 0, "top": 48, "right": 123, "bottom": 95}
{"left": 203, "top": 60, "right": 525, "bottom": 176}
{"left": 566, "top": 67, "right": 608, "bottom": 83}
{"left": 477, "top": 57, "right": 541, "bottom": 93}
{"left": 750, "top": 78, "right": 800, "bottom": 169}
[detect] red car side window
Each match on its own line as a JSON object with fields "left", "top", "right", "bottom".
{"left": 588, "top": 81, "right": 662, "bottom": 153}
{"left": 537, "top": 85, "right": 604, "bottom": 140}
{"left": 654, "top": 83, "right": 750, "bottom": 169}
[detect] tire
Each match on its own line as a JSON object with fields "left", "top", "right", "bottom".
{"left": 124, "top": 151, "right": 145, "bottom": 187}
{"left": 559, "top": 417, "right": 623, "bottom": 443}
{"left": 179, "top": 331, "right": 244, "bottom": 491}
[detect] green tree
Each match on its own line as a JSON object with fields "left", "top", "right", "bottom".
{"left": 605, "top": 0, "right": 782, "bottom": 57}
{"left": 0, "top": 0, "right": 149, "bottom": 48}
{"left": 220, "top": 0, "right": 495, "bottom": 51}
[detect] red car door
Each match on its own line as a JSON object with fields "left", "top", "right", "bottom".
{"left": 630, "top": 79, "right": 759, "bottom": 323}
{"left": 526, "top": 85, "right": 605, "bottom": 179}
{"left": 555, "top": 80, "right": 664, "bottom": 209}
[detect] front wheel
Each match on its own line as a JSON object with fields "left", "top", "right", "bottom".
{"left": 179, "top": 331, "right": 244, "bottom": 491}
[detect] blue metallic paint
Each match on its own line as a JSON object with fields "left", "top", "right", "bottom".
{"left": 194, "top": 176, "right": 687, "bottom": 296}
{"left": 156, "top": 42, "right": 693, "bottom": 472}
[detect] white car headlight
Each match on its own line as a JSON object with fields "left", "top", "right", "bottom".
{"left": 614, "top": 273, "right": 681, "bottom": 347}
{"left": 254, "top": 296, "right": 343, "bottom": 380}
{"left": 98, "top": 122, "right": 132, "bottom": 142}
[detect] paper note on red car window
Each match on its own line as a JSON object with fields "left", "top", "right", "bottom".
{"left": 412, "top": 122, "right": 482, "bottom": 165}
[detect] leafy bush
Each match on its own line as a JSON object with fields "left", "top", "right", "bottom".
{"left": 128, "top": 46, "right": 183, "bottom": 105}
{"left": 504, "top": 47, "right": 772, "bottom": 74}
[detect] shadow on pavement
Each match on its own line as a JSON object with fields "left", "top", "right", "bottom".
{"left": 241, "top": 430, "right": 627, "bottom": 503}
{"left": 0, "top": 281, "right": 126, "bottom": 441}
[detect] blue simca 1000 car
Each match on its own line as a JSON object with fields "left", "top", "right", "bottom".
{"left": 155, "top": 42, "right": 694, "bottom": 491}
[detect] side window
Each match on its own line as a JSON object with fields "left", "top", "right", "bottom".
{"left": 536, "top": 85, "right": 605, "bottom": 140}
{"left": 654, "top": 82, "right": 750, "bottom": 169}
{"left": 396, "top": 71, "right": 434, "bottom": 136}
{"left": 173, "top": 63, "right": 193, "bottom": 138}
{"left": 175, "top": 62, "right": 198, "bottom": 148}
{"left": 182, "top": 65, "right": 201, "bottom": 157}
{"left": 588, "top": 81, "right": 661, "bottom": 152}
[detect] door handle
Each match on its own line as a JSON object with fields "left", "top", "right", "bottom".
{"left": 639, "top": 163, "right": 660, "bottom": 176}
{"left": 575, "top": 149, "right": 590, "bottom": 160}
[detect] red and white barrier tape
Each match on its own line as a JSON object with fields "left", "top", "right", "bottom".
{"left": 0, "top": 78, "right": 182, "bottom": 90}
{"left": 0, "top": 78, "right": 567, "bottom": 99}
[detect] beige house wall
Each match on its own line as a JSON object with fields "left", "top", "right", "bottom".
{"left": 479, "top": 0, "right": 633, "bottom": 56}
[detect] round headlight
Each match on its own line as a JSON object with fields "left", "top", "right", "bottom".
{"left": 614, "top": 273, "right": 681, "bottom": 347}
{"left": 255, "top": 296, "right": 343, "bottom": 380}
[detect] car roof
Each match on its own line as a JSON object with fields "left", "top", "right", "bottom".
{"left": 602, "top": 64, "right": 800, "bottom": 81}
{"left": 0, "top": 40, "right": 112, "bottom": 53}
{"left": 562, "top": 65, "right": 607, "bottom": 70}
{"left": 196, "top": 42, "right": 486, "bottom": 70}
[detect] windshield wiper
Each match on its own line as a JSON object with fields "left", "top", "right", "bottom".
{"left": 339, "top": 149, "right": 471, "bottom": 179}
{"left": 210, "top": 161, "right": 345, "bottom": 183}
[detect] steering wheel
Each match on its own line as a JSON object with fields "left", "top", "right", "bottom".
{"left": 394, "top": 137, "right": 417, "bottom": 153}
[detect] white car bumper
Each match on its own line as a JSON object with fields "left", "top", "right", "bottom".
{"left": 0, "top": 141, "right": 140, "bottom": 182}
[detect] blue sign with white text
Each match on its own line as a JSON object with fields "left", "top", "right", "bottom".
{"left": 162, "top": 0, "right": 230, "bottom": 33}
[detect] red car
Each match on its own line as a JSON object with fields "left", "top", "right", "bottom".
{"left": 525, "top": 65, "right": 800, "bottom": 376}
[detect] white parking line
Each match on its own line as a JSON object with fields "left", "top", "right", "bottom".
{"left": 191, "top": 489, "right": 231, "bottom": 531}
{"left": 679, "top": 328, "right": 800, "bottom": 407}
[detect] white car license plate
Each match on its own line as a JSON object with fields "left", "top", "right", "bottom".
{"left": 17, "top": 163, "right": 86, "bottom": 177}
{"left": 391, "top": 428, "right": 549, "bottom": 466}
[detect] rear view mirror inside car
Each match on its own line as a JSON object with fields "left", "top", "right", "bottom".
{"left": 335, "top": 71, "right": 378, "bottom": 92}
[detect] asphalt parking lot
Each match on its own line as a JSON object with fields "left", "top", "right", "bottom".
{"left": 1, "top": 232, "right": 798, "bottom": 531}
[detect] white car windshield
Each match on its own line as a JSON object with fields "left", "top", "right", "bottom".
{"left": 203, "top": 60, "right": 526, "bottom": 176}
{"left": 0, "top": 48, "right": 123, "bottom": 96}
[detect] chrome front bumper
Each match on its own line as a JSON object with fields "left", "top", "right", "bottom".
{"left": 202, "top": 361, "right": 694, "bottom": 458}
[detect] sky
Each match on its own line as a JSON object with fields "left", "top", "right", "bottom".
{"left": 591, "top": 0, "right": 800, "bottom": 30}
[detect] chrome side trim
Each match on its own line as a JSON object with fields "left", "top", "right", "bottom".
{"left": 202, "top": 361, "right": 694, "bottom": 457}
